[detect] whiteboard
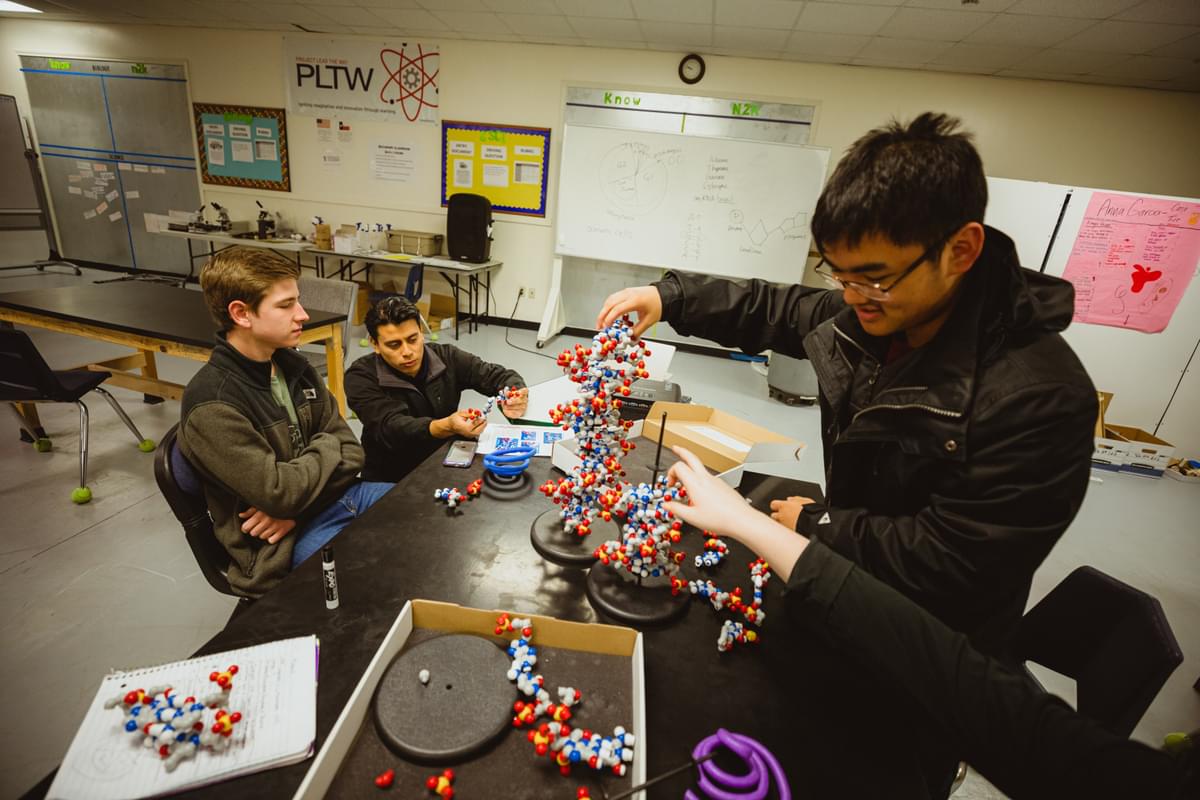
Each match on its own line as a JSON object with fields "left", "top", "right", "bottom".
{"left": 984, "top": 176, "right": 1069, "bottom": 271}
{"left": 555, "top": 124, "right": 829, "bottom": 284}
{"left": 1042, "top": 185, "right": 1200, "bottom": 444}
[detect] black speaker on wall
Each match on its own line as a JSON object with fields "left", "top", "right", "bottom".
{"left": 447, "top": 193, "right": 493, "bottom": 263}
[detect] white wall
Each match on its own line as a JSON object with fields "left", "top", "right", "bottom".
{"left": 2, "top": 19, "right": 1198, "bottom": 324}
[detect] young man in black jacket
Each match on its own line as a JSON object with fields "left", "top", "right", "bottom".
{"left": 345, "top": 296, "right": 529, "bottom": 482}
{"left": 598, "top": 113, "right": 1097, "bottom": 795}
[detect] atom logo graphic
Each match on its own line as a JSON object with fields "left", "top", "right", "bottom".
{"left": 380, "top": 44, "right": 439, "bottom": 122}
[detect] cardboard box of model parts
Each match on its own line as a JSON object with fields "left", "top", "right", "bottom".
{"left": 292, "top": 599, "right": 646, "bottom": 799}
{"left": 641, "top": 401, "right": 798, "bottom": 473}
{"left": 1100, "top": 424, "right": 1176, "bottom": 478}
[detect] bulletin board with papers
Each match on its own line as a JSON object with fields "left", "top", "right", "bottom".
{"left": 440, "top": 120, "right": 550, "bottom": 216}
{"left": 194, "top": 103, "right": 291, "bottom": 191}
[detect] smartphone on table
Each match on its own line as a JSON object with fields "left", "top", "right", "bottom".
{"left": 443, "top": 439, "right": 478, "bottom": 468}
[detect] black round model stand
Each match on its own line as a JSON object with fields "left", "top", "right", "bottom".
{"left": 373, "top": 634, "right": 514, "bottom": 763}
{"left": 530, "top": 508, "right": 600, "bottom": 567}
{"left": 481, "top": 468, "right": 533, "bottom": 501}
{"left": 586, "top": 565, "right": 689, "bottom": 627}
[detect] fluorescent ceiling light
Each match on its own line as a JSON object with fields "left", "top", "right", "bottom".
{"left": 0, "top": 2, "right": 43, "bottom": 12}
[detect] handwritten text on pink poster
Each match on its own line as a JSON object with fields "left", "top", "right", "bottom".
{"left": 1061, "top": 192, "right": 1200, "bottom": 333}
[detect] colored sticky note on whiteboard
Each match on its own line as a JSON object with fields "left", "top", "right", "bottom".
{"left": 109, "top": 211, "right": 123, "bottom": 222}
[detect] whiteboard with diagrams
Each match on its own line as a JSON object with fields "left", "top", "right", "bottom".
{"left": 555, "top": 123, "right": 830, "bottom": 284}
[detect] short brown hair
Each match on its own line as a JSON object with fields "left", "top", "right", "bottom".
{"left": 200, "top": 247, "right": 301, "bottom": 331}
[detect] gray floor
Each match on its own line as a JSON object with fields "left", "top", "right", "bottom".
{"left": 0, "top": 263, "right": 1196, "bottom": 799}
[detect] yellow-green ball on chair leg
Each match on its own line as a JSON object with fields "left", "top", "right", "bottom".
{"left": 71, "top": 486, "right": 92, "bottom": 504}
{"left": 138, "top": 438, "right": 156, "bottom": 453}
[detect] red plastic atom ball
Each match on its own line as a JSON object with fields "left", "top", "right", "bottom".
{"left": 375, "top": 768, "right": 395, "bottom": 788}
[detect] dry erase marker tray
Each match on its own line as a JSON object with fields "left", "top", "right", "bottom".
{"left": 293, "top": 599, "right": 646, "bottom": 800}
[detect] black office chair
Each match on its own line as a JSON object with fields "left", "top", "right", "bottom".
{"left": 1, "top": 328, "right": 155, "bottom": 504}
{"left": 154, "top": 422, "right": 247, "bottom": 601}
{"left": 1014, "top": 565, "right": 1184, "bottom": 738}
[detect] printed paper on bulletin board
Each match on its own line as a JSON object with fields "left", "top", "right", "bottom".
{"left": 194, "top": 103, "right": 291, "bottom": 192}
{"left": 441, "top": 120, "right": 550, "bottom": 216}
{"left": 1060, "top": 192, "right": 1200, "bottom": 333}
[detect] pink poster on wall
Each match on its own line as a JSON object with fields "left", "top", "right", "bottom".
{"left": 1060, "top": 192, "right": 1200, "bottom": 333}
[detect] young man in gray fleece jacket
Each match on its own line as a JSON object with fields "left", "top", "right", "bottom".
{"left": 178, "top": 248, "right": 391, "bottom": 598}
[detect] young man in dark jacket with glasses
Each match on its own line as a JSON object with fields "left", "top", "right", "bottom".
{"left": 598, "top": 112, "right": 1097, "bottom": 796}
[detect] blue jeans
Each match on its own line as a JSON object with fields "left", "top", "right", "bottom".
{"left": 290, "top": 481, "right": 393, "bottom": 567}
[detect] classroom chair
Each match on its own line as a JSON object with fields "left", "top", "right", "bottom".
{"left": 1, "top": 328, "right": 155, "bottom": 504}
{"left": 154, "top": 422, "right": 244, "bottom": 602}
{"left": 1014, "top": 565, "right": 1184, "bottom": 738}
{"left": 297, "top": 274, "right": 356, "bottom": 377}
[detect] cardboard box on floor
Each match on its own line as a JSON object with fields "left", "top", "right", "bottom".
{"left": 292, "top": 599, "right": 645, "bottom": 799}
{"left": 641, "top": 401, "right": 798, "bottom": 473}
{"left": 384, "top": 279, "right": 456, "bottom": 332}
{"left": 1090, "top": 391, "right": 1176, "bottom": 477}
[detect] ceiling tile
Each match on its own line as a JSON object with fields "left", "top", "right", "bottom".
{"left": 459, "top": 30, "right": 521, "bottom": 40}
{"left": 931, "top": 42, "right": 1040, "bottom": 69}
{"left": 810, "top": 0, "right": 905, "bottom": 6}
{"left": 566, "top": 16, "right": 643, "bottom": 40}
{"left": 430, "top": 9, "right": 511, "bottom": 32}
{"left": 1059, "top": 19, "right": 1199, "bottom": 54}
{"left": 904, "top": 0, "right": 1017, "bottom": 11}
{"left": 1149, "top": 31, "right": 1200, "bottom": 58}
{"left": 779, "top": 51, "right": 856, "bottom": 65}
{"left": 879, "top": 7, "right": 993, "bottom": 40}
{"left": 714, "top": 25, "right": 792, "bottom": 50}
{"left": 307, "top": 5, "right": 390, "bottom": 26}
{"left": 586, "top": 38, "right": 647, "bottom": 48}
{"left": 715, "top": 0, "right": 803, "bottom": 29}
{"left": 922, "top": 63, "right": 1002, "bottom": 75}
{"left": 500, "top": 12, "right": 573, "bottom": 36}
{"left": 856, "top": 35, "right": 951, "bottom": 62}
{"left": 640, "top": 20, "right": 713, "bottom": 46}
{"left": 965, "top": 13, "right": 1092, "bottom": 47}
{"left": 553, "top": 0, "right": 634, "bottom": 19}
{"left": 520, "top": 34, "right": 583, "bottom": 44}
{"left": 1091, "top": 54, "right": 1195, "bottom": 79}
{"left": 1015, "top": 48, "right": 1126, "bottom": 73}
{"left": 784, "top": 30, "right": 870, "bottom": 57}
{"left": 417, "top": 0, "right": 487, "bottom": 11}
{"left": 371, "top": 7, "right": 449, "bottom": 29}
{"left": 632, "top": 0, "right": 711, "bottom": 24}
{"left": 1115, "top": 0, "right": 1200, "bottom": 26}
{"left": 482, "top": 0, "right": 560, "bottom": 13}
{"left": 796, "top": 2, "right": 898, "bottom": 36}
{"left": 1005, "top": 0, "right": 1142, "bottom": 19}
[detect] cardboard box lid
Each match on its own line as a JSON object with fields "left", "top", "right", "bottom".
{"left": 1106, "top": 424, "right": 1173, "bottom": 448}
{"left": 642, "top": 401, "right": 797, "bottom": 473}
{"left": 1095, "top": 391, "right": 1113, "bottom": 439}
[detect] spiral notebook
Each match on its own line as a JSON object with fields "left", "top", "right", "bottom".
{"left": 48, "top": 635, "right": 319, "bottom": 800}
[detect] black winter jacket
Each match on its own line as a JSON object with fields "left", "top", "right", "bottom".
{"left": 656, "top": 226, "right": 1097, "bottom": 653}
{"left": 344, "top": 343, "right": 525, "bottom": 482}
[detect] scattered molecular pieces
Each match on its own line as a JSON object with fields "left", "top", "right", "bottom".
{"left": 209, "top": 664, "right": 238, "bottom": 690}
{"left": 374, "top": 768, "right": 395, "bottom": 789}
{"left": 494, "top": 613, "right": 635, "bottom": 778}
{"left": 685, "top": 729, "right": 791, "bottom": 800}
{"left": 695, "top": 536, "right": 728, "bottom": 568}
{"left": 576, "top": 788, "right": 593, "bottom": 800}
{"left": 103, "top": 671, "right": 245, "bottom": 773}
{"left": 418, "top": 669, "right": 430, "bottom": 685}
{"left": 433, "top": 479, "right": 484, "bottom": 510}
{"left": 426, "top": 768, "right": 455, "bottom": 798}
{"left": 671, "top": 558, "right": 772, "bottom": 652}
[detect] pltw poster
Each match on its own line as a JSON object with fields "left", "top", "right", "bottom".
{"left": 1061, "top": 192, "right": 1200, "bottom": 333}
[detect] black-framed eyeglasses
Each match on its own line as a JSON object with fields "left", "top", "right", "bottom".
{"left": 814, "top": 228, "right": 958, "bottom": 303}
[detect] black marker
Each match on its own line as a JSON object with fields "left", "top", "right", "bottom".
{"left": 321, "top": 546, "right": 339, "bottom": 610}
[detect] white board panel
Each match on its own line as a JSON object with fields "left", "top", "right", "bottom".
{"left": 1155, "top": 342, "right": 1199, "bottom": 455}
{"left": 984, "top": 176, "right": 1070, "bottom": 271}
{"left": 555, "top": 124, "right": 829, "bottom": 284}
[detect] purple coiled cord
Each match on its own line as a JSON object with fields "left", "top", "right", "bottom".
{"left": 683, "top": 728, "right": 790, "bottom": 800}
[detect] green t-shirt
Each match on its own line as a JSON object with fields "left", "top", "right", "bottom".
{"left": 270, "top": 368, "right": 303, "bottom": 454}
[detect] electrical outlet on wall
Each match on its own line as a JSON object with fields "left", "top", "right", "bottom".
{"left": 525, "top": 287, "right": 536, "bottom": 300}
